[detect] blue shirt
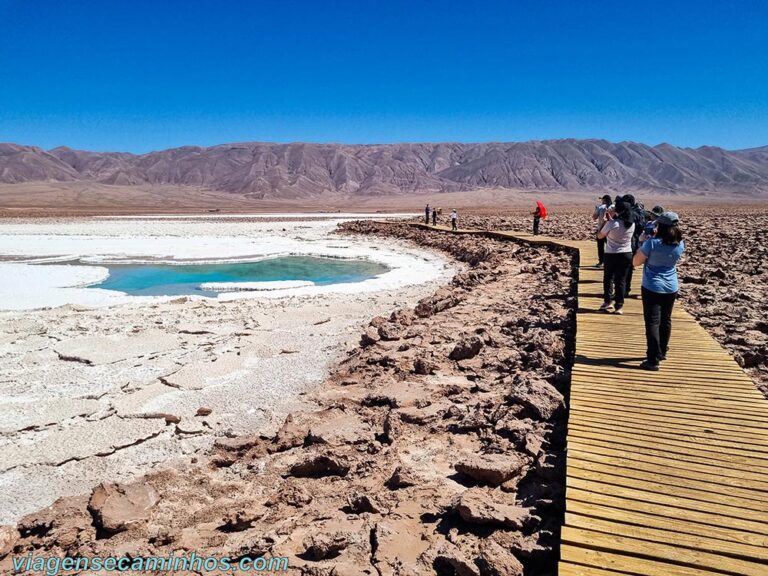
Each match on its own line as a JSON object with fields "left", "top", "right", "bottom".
{"left": 640, "top": 238, "right": 685, "bottom": 294}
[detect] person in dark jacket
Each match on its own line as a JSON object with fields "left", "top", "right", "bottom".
{"left": 432, "top": 206, "right": 437, "bottom": 226}
{"left": 621, "top": 194, "right": 646, "bottom": 296}
{"left": 532, "top": 205, "right": 542, "bottom": 235}
{"left": 425, "top": 204, "right": 431, "bottom": 225}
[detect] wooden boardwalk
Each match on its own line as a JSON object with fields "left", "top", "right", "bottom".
{"left": 410, "top": 223, "right": 768, "bottom": 575}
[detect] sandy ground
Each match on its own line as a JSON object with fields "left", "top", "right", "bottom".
{"left": 0, "top": 216, "right": 454, "bottom": 524}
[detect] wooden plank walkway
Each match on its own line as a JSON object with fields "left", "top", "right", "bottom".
{"left": 407, "top": 222, "right": 768, "bottom": 575}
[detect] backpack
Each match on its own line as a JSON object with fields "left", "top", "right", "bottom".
{"left": 631, "top": 203, "right": 647, "bottom": 251}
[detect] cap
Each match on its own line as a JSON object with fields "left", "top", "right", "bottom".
{"left": 656, "top": 211, "right": 680, "bottom": 226}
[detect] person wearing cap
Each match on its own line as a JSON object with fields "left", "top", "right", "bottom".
{"left": 639, "top": 205, "right": 665, "bottom": 243}
{"left": 633, "top": 211, "right": 685, "bottom": 371}
{"left": 592, "top": 194, "right": 612, "bottom": 266}
{"left": 597, "top": 201, "right": 635, "bottom": 314}
{"left": 450, "top": 208, "right": 458, "bottom": 231}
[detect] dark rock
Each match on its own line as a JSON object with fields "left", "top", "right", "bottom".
{"left": 360, "top": 327, "right": 381, "bottom": 347}
{"left": 303, "top": 532, "right": 350, "bottom": 560}
{"left": 288, "top": 453, "right": 351, "bottom": 478}
{"left": 449, "top": 335, "right": 484, "bottom": 360}
{"left": 378, "top": 323, "right": 403, "bottom": 341}
{"left": 413, "top": 357, "right": 437, "bottom": 375}
{"left": 346, "top": 492, "right": 381, "bottom": 514}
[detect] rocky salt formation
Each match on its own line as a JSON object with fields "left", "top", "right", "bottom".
{"left": 0, "top": 221, "right": 576, "bottom": 575}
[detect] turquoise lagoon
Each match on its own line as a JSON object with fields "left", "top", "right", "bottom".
{"left": 88, "top": 256, "right": 390, "bottom": 297}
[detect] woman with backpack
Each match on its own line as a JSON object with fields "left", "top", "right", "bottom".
{"left": 597, "top": 201, "right": 635, "bottom": 314}
{"left": 633, "top": 212, "right": 685, "bottom": 371}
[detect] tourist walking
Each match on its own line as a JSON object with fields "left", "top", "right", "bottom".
{"left": 597, "top": 201, "right": 635, "bottom": 314}
{"left": 592, "top": 194, "right": 612, "bottom": 267}
{"left": 633, "top": 212, "right": 685, "bottom": 371}
{"left": 432, "top": 207, "right": 437, "bottom": 226}
{"left": 425, "top": 203, "right": 431, "bottom": 225}
{"left": 450, "top": 209, "right": 458, "bottom": 231}
{"left": 532, "top": 201, "right": 546, "bottom": 235}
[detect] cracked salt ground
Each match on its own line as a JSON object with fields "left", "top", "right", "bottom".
{"left": 0, "top": 293, "right": 447, "bottom": 523}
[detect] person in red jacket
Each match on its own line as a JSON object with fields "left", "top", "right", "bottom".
{"left": 532, "top": 201, "right": 547, "bottom": 235}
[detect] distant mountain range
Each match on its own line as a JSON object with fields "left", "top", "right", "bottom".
{"left": 2, "top": 140, "right": 767, "bottom": 198}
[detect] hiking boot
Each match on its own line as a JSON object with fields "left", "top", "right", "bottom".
{"left": 640, "top": 361, "right": 660, "bottom": 371}
{"left": 613, "top": 305, "right": 624, "bottom": 315}
{"left": 599, "top": 302, "right": 614, "bottom": 313}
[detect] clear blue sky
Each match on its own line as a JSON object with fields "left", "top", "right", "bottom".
{"left": 1, "top": 0, "right": 766, "bottom": 153}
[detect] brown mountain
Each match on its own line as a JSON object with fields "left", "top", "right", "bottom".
{"left": 2, "top": 139, "right": 767, "bottom": 198}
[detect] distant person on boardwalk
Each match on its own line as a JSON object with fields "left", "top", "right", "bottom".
{"left": 450, "top": 209, "right": 458, "bottom": 231}
{"left": 633, "top": 212, "right": 685, "bottom": 371}
{"left": 432, "top": 206, "right": 437, "bottom": 226}
{"left": 592, "top": 194, "right": 612, "bottom": 267}
{"left": 597, "top": 201, "right": 635, "bottom": 314}
{"left": 425, "top": 203, "right": 431, "bottom": 225}
{"left": 532, "top": 201, "right": 546, "bottom": 235}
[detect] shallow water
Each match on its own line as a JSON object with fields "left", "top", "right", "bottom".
{"left": 89, "top": 256, "right": 390, "bottom": 296}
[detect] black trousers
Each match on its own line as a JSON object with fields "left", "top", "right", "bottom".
{"left": 425, "top": 213, "right": 430, "bottom": 224}
{"left": 626, "top": 256, "right": 634, "bottom": 294}
{"left": 533, "top": 217, "right": 540, "bottom": 235}
{"left": 432, "top": 214, "right": 437, "bottom": 225}
{"left": 603, "top": 252, "right": 632, "bottom": 306}
{"left": 451, "top": 219, "right": 457, "bottom": 230}
{"left": 596, "top": 235, "right": 606, "bottom": 264}
{"left": 642, "top": 287, "right": 677, "bottom": 364}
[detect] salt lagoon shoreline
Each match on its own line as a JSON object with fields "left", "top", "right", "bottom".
{"left": 0, "top": 215, "right": 445, "bottom": 311}
{"left": 0, "top": 215, "right": 455, "bottom": 523}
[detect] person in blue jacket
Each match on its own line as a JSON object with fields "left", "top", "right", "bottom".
{"left": 633, "top": 212, "right": 685, "bottom": 371}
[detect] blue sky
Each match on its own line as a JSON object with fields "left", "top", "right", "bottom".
{"left": 1, "top": 0, "right": 766, "bottom": 152}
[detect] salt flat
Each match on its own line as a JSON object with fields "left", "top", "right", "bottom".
{"left": 0, "top": 215, "right": 453, "bottom": 523}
